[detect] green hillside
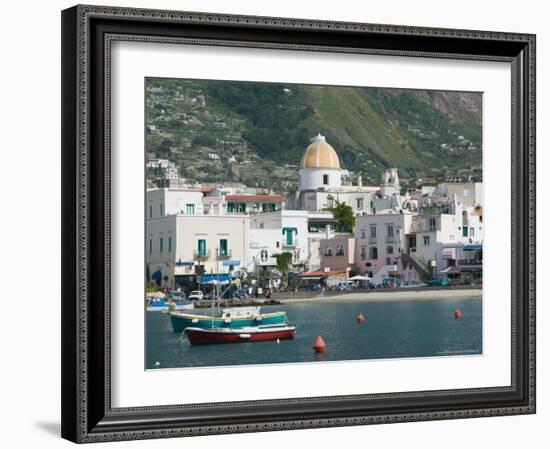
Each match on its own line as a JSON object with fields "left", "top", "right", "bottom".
{"left": 145, "top": 78, "right": 482, "bottom": 190}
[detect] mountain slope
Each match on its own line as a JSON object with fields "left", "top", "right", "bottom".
{"left": 145, "top": 79, "right": 482, "bottom": 189}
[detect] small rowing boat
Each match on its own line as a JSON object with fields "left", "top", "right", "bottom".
{"left": 184, "top": 324, "right": 296, "bottom": 345}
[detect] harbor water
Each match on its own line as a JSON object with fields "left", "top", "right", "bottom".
{"left": 146, "top": 297, "right": 482, "bottom": 369}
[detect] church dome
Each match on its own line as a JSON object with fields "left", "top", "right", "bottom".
{"left": 300, "top": 134, "right": 341, "bottom": 169}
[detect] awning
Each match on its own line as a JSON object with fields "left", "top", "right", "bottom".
{"left": 464, "top": 245, "right": 482, "bottom": 251}
{"left": 151, "top": 270, "right": 162, "bottom": 281}
{"left": 200, "top": 274, "right": 231, "bottom": 283}
{"left": 460, "top": 266, "right": 482, "bottom": 273}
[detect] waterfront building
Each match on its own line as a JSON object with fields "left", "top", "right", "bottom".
{"left": 248, "top": 210, "right": 310, "bottom": 272}
{"left": 320, "top": 235, "right": 356, "bottom": 274}
{"left": 404, "top": 198, "right": 483, "bottom": 282}
{"left": 354, "top": 206, "right": 418, "bottom": 284}
{"left": 146, "top": 213, "right": 250, "bottom": 290}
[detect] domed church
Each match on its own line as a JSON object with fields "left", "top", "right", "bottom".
{"left": 286, "top": 133, "right": 380, "bottom": 214}
{"left": 299, "top": 133, "right": 345, "bottom": 190}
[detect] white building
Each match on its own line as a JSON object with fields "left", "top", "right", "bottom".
{"left": 146, "top": 188, "right": 205, "bottom": 218}
{"left": 249, "top": 210, "right": 310, "bottom": 271}
{"left": 146, "top": 214, "right": 250, "bottom": 290}
{"left": 406, "top": 199, "right": 483, "bottom": 281}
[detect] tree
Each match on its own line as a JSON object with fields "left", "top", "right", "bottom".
{"left": 324, "top": 197, "right": 356, "bottom": 232}
{"left": 273, "top": 252, "right": 293, "bottom": 290}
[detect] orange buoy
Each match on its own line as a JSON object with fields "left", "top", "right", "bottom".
{"left": 356, "top": 313, "right": 366, "bottom": 324}
{"left": 454, "top": 309, "right": 463, "bottom": 319}
{"left": 313, "top": 335, "right": 326, "bottom": 353}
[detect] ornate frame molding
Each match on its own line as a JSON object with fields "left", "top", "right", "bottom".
{"left": 62, "top": 4, "right": 536, "bottom": 443}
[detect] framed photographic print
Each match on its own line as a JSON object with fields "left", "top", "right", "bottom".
{"left": 61, "top": 4, "right": 536, "bottom": 443}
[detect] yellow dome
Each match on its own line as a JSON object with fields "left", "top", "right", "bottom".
{"left": 300, "top": 134, "right": 341, "bottom": 169}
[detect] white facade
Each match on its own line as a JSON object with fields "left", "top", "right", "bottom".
{"left": 299, "top": 167, "right": 344, "bottom": 191}
{"left": 410, "top": 202, "right": 484, "bottom": 276}
{"left": 146, "top": 188, "right": 205, "bottom": 219}
{"left": 249, "top": 210, "right": 310, "bottom": 270}
{"left": 146, "top": 214, "right": 250, "bottom": 289}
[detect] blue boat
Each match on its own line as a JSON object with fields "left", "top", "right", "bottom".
{"left": 169, "top": 306, "right": 287, "bottom": 333}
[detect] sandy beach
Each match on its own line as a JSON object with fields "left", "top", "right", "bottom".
{"left": 277, "top": 288, "right": 482, "bottom": 305}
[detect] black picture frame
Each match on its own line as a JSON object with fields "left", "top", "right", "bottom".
{"left": 61, "top": 4, "right": 536, "bottom": 443}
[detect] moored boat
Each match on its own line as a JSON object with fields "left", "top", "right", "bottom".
{"left": 184, "top": 324, "right": 296, "bottom": 345}
{"left": 146, "top": 298, "right": 194, "bottom": 312}
{"left": 169, "top": 306, "right": 287, "bottom": 332}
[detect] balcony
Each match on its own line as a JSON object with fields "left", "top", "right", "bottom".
{"left": 193, "top": 250, "right": 210, "bottom": 262}
{"left": 368, "top": 237, "right": 377, "bottom": 244}
{"left": 217, "top": 249, "right": 232, "bottom": 260}
{"left": 282, "top": 239, "right": 299, "bottom": 249}
{"left": 386, "top": 235, "right": 396, "bottom": 243}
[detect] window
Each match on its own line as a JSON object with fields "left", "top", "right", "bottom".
{"left": 168, "top": 236, "right": 172, "bottom": 252}
{"left": 283, "top": 228, "right": 296, "bottom": 246}
{"left": 219, "top": 238, "right": 228, "bottom": 256}
{"left": 186, "top": 204, "right": 195, "bottom": 215}
{"left": 276, "top": 241, "right": 280, "bottom": 248}
{"left": 360, "top": 229, "right": 366, "bottom": 239}
{"left": 324, "top": 246, "right": 333, "bottom": 256}
{"left": 387, "top": 225, "right": 394, "bottom": 237}
{"left": 197, "top": 239, "right": 207, "bottom": 256}
{"left": 323, "top": 174, "right": 329, "bottom": 185}
{"left": 149, "top": 205, "right": 152, "bottom": 218}
{"left": 470, "top": 227, "right": 475, "bottom": 237}
{"left": 462, "top": 226, "right": 468, "bottom": 237}
{"left": 360, "top": 246, "right": 367, "bottom": 260}
{"left": 370, "top": 226, "right": 377, "bottom": 238}
{"left": 423, "top": 236, "right": 430, "bottom": 246}
{"left": 386, "top": 257, "right": 391, "bottom": 265}
{"left": 368, "top": 246, "right": 378, "bottom": 260}
{"left": 160, "top": 202, "right": 164, "bottom": 217}
{"left": 159, "top": 237, "right": 164, "bottom": 253}
{"left": 149, "top": 239, "right": 152, "bottom": 254}
{"left": 336, "top": 244, "right": 344, "bottom": 256}
{"left": 356, "top": 198, "right": 363, "bottom": 210}
{"left": 428, "top": 217, "right": 436, "bottom": 231}
{"left": 386, "top": 246, "right": 394, "bottom": 255}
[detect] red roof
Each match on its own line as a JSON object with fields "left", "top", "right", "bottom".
{"left": 225, "top": 194, "right": 283, "bottom": 202}
{"left": 298, "top": 270, "right": 346, "bottom": 277}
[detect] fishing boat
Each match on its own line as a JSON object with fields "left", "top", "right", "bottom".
{"left": 169, "top": 306, "right": 287, "bottom": 332}
{"left": 146, "top": 298, "right": 194, "bottom": 312}
{"left": 184, "top": 323, "right": 296, "bottom": 345}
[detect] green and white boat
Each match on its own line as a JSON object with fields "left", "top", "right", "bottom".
{"left": 169, "top": 306, "right": 287, "bottom": 333}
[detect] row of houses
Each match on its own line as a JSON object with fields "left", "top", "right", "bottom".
{"left": 146, "top": 134, "right": 483, "bottom": 291}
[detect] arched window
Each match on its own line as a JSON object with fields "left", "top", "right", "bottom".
{"left": 336, "top": 244, "right": 344, "bottom": 256}
{"left": 324, "top": 246, "right": 333, "bottom": 256}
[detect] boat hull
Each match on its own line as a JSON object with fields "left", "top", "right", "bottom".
{"left": 185, "top": 326, "right": 295, "bottom": 344}
{"left": 169, "top": 311, "right": 287, "bottom": 332}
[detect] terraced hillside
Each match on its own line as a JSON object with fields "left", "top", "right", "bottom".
{"left": 145, "top": 78, "right": 482, "bottom": 190}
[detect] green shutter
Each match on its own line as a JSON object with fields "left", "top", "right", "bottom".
{"left": 198, "top": 239, "right": 206, "bottom": 256}
{"left": 220, "top": 239, "right": 228, "bottom": 256}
